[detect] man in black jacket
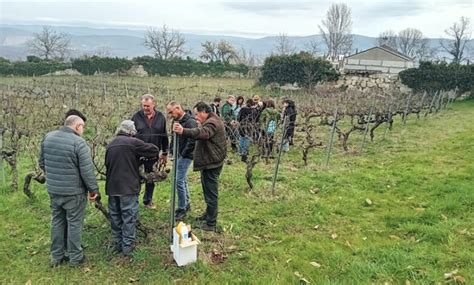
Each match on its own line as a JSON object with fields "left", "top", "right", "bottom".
{"left": 131, "top": 94, "right": 169, "bottom": 209}
{"left": 105, "top": 120, "right": 159, "bottom": 256}
{"left": 166, "top": 101, "right": 197, "bottom": 220}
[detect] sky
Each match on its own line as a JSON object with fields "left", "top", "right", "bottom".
{"left": 1, "top": 0, "right": 473, "bottom": 38}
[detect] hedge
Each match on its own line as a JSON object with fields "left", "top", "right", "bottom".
{"left": 259, "top": 53, "right": 339, "bottom": 87}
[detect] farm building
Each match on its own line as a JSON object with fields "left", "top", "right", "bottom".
{"left": 343, "top": 45, "right": 415, "bottom": 75}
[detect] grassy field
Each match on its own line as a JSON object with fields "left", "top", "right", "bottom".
{"left": 0, "top": 95, "right": 473, "bottom": 283}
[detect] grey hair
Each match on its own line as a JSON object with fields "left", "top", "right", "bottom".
{"left": 167, "top": 101, "right": 182, "bottom": 109}
{"left": 116, "top": 120, "right": 137, "bottom": 136}
{"left": 64, "top": 115, "right": 84, "bottom": 127}
{"left": 141, "top": 93, "right": 155, "bottom": 103}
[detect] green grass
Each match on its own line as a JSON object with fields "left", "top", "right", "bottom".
{"left": 1, "top": 98, "right": 473, "bottom": 284}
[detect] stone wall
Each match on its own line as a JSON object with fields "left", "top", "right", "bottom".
{"left": 333, "top": 73, "right": 412, "bottom": 94}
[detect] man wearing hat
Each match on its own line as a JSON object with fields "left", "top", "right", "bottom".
{"left": 105, "top": 120, "right": 160, "bottom": 256}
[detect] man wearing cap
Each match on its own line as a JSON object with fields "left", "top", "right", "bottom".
{"left": 105, "top": 120, "right": 160, "bottom": 256}
{"left": 131, "top": 94, "right": 169, "bottom": 209}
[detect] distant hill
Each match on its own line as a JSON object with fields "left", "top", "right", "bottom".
{"left": 0, "top": 24, "right": 463, "bottom": 61}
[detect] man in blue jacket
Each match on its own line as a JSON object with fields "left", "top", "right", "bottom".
{"left": 39, "top": 115, "right": 99, "bottom": 267}
{"left": 131, "top": 94, "right": 169, "bottom": 209}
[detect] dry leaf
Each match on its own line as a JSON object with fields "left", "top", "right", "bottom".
{"left": 453, "top": 275, "right": 466, "bottom": 284}
{"left": 444, "top": 269, "right": 459, "bottom": 279}
{"left": 331, "top": 233, "right": 338, "bottom": 239}
{"left": 129, "top": 277, "right": 140, "bottom": 283}
{"left": 294, "top": 271, "right": 302, "bottom": 278}
{"left": 310, "top": 261, "right": 321, "bottom": 268}
{"left": 314, "top": 225, "right": 320, "bottom": 230}
{"left": 25, "top": 280, "right": 32, "bottom": 285}
{"left": 365, "top": 198, "right": 373, "bottom": 206}
{"left": 389, "top": 235, "right": 400, "bottom": 240}
{"left": 300, "top": 277, "right": 310, "bottom": 284}
{"left": 286, "top": 258, "right": 292, "bottom": 264}
{"left": 362, "top": 237, "right": 367, "bottom": 241}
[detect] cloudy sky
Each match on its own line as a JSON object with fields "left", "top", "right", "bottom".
{"left": 1, "top": 0, "right": 472, "bottom": 38}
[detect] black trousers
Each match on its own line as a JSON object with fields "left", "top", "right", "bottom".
{"left": 200, "top": 166, "right": 223, "bottom": 227}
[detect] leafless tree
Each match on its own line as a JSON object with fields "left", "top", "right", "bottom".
{"left": 376, "top": 30, "right": 398, "bottom": 49}
{"left": 305, "top": 39, "right": 321, "bottom": 57}
{"left": 93, "top": 46, "right": 112, "bottom": 57}
{"left": 200, "top": 40, "right": 237, "bottom": 62}
{"left": 440, "top": 16, "right": 472, "bottom": 63}
{"left": 144, "top": 24, "right": 186, "bottom": 60}
{"left": 319, "top": 3, "right": 353, "bottom": 59}
{"left": 235, "top": 47, "right": 257, "bottom": 66}
{"left": 27, "top": 26, "right": 71, "bottom": 60}
{"left": 273, "top": 33, "right": 296, "bottom": 55}
{"left": 397, "top": 28, "right": 430, "bottom": 60}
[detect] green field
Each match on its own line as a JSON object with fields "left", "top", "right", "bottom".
{"left": 0, "top": 78, "right": 473, "bottom": 284}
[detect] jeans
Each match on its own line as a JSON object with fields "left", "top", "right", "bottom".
{"left": 239, "top": 136, "right": 251, "bottom": 156}
{"left": 176, "top": 157, "right": 192, "bottom": 210}
{"left": 200, "top": 166, "right": 223, "bottom": 227}
{"left": 108, "top": 194, "right": 139, "bottom": 254}
{"left": 49, "top": 193, "right": 87, "bottom": 265}
{"left": 143, "top": 160, "right": 156, "bottom": 205}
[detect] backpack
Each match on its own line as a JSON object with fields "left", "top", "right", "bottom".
{"left": 266, "top": 119, "right": 276, "bottom": 134}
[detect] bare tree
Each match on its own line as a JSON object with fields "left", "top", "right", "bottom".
{"left": 235, "top": 47, "right": 257, "bottom": 66}
{"left": 376, "top": 30, "right": 398, "bottom": 49}
{"left": 200, "top": 40, "right": 237, "bottom": 62}
{"left": 93, "top": 46, "right": 112, "bottom": 57}
{"left": 273, "top": 33, "right": 296, "bottom": 55}
{"left": 27, "top": 26, "right": 71, "bottom": 60}
{"left": 319, "top": 3, "right": 353, "bottom": 59}
{"left": 305, "top": 39, "right": 321, "bottom": 57}
{"left": 200, "top": 41, "right": 219, "bottom": 61}
{"left": 440, "top": 16, "right": 472, "bottom": 64}
{"left": 397, "top": 28, "right": 430, "bottom": 60}
{"left": 144, "top": 24, "right": 186, "bottom": 60}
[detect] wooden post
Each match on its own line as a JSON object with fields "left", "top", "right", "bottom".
{"left": 360, "top": 96, "right": 376, "bottom": 151}
{"left": 382, "top": 100, "right": 393, "bottom": 141}
{"left": 402, "top": 93, "right": 413, "bottom": 125}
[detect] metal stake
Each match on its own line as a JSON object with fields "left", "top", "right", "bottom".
{"left": 271, "top": 116, "right": 288, "bottom": 196}
{"left": 169, "top": 133, "right": 178, "bottom": 242}
{"left": 324, "top": 107, "right": 338, "bottom": 167}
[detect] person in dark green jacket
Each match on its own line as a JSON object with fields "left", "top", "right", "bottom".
{"left": 221, "top": 95, "right": 238, "bottom": 152}
{"left": 39, "top": 115, "right": 99, "bottom": 267}
{"left": 259, "top": 99, "right": 280, "bottom": 157}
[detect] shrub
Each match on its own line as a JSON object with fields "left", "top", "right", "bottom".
{"left": 259, "top": 52, "right": 339, "bottom": 87}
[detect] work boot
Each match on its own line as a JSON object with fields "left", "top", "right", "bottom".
{"left": 69, "top": 255, "right": 86, "bottom": 268}
{"left": 175, "top": 209, "right": 187, "bottom": 221}
{"left": 200, "top": 224, "right": 216, "bottom": 232}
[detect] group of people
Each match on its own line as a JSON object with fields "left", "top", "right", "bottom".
{"left": 39, "top": 92, "right": 296, "bottom": 267}
{"left": 39, "top": 95, "right": 226, "bottom": 267}
{"left": 210, "top": 94, "right": 297, "bottom": 161}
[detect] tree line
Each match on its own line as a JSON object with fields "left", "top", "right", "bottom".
{"left": 15, "top": 5, "right": 473, "bottom": 65}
